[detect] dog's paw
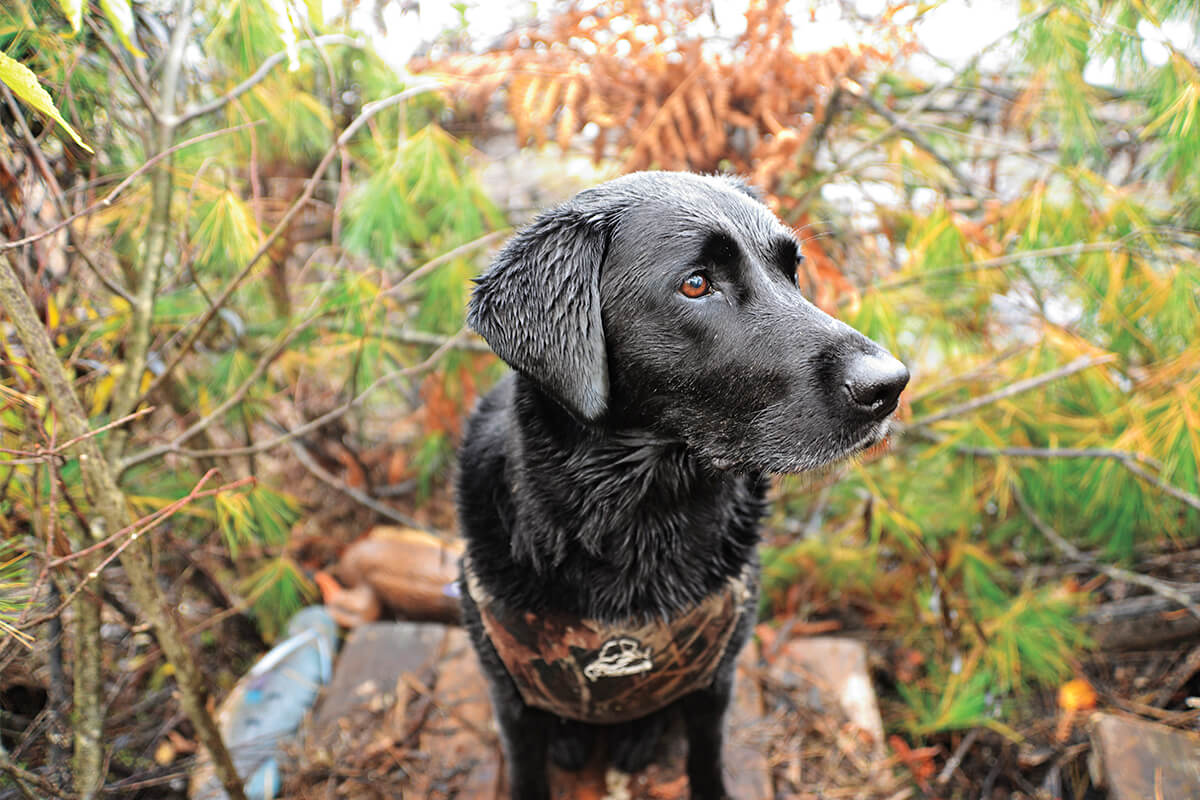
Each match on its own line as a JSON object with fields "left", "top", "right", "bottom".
{"left": 608, "top": 712, "right": 666, "bottom": 774}
{"left": 548, "top": 719, "right": 595, "bottom": 771}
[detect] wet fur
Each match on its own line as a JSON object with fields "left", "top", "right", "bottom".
{"left": 457, "top": 172, "right": 901, "bottom": 799}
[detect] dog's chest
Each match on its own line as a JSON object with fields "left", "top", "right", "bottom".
{"left": 464, "top": 557, "right": 751, "bottom": 723}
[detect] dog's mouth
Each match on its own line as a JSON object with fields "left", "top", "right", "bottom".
{"left": 708, "top": 418, "right": 896, "bottom": 475}
{"left": 848, "top": 419, "right": 894, "bottom": 457}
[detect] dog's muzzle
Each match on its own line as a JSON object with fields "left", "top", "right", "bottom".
{"left": 462, "top": 557, "right": 752, "bottom": 723}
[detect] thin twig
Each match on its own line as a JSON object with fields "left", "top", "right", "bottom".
{"left": 0, "top": 122, "right": 263, "bottom": 253}
{"left": 848, "top": 237, "right": 1149, "bottom": 302}
{"left": 213, "top": 327, "right": 464, "bottom": 457}
{"left": 174, "top": 35, "right": 361, "bottom": 125}
{"left": 842, "top": 79, "right": 979, "bottom": 197}
{"left": 1119, "top": 459, "right": 1200, "bottom": 513}
{"left": 946, "top": 442, "right": 1163, "bottom": 471}
{"left": 382, "top": 229, "right": 510, "bottom": 298}
{"left": 138, "top": 81, "right": 443, "bottom": 405}
{"left": 22, "top": 473, "right": 254, "bottom": 628}
{"left": 117, "top": 318, "right": 318, "bottom": 473}
{"left": 122, "top": 320, "right": 466, "bottom": 469}
{"left": 285, "top": 436, "right": 427, "bottom": 530}
{"left": 1012, "top": 483, "right": 1200, "bottom": 622}
{"left": 924, "top": 428, "right": 1198, "bottom": 514}
{"left": 317, "top": 326, "right": 494, "bottom": 353}
{"left": 936, "top": 728, "right": 980, "bottom": 786}
{"left": 0, "top": 408, "right": 154, "bottom": 465}
{"left": 0, "top": 750, "right": 72, "bottom": 800}
{"left": 86, "top": 15, "right": 159, "bottom": 119}
{"left": 907, "top": 354, "right": 1116, "bottom": 429}
{"left": 398, "top": 672, "right": 499, "bottom": 746}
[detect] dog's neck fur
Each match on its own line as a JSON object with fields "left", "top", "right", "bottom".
{"left": 502, "top": 376, "right": 765, "bottom": 622}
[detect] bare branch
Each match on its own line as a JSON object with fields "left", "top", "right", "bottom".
{"left": 842, "top": 79, "right": 980, "bottom": 198}
{"left": 123, "top": 326, "right": 467, "bottom": 467}
{"left": 0, "top": 122, "right": 264, "bottom": 253}
{"left": 0, "top": 749, "right": 72, "bottom": 800}
{"left": 907, "top": 354, "right": 1117, "bottom": 429}
{"left": 382, "top": 228, "right": 510, "bottom": 298}
{"left": 0, "top": 408, "right": 155, "bottom": 465}
{"left": 139, "top": 81, "right": 442, "bottom": 404}
{"left": 285, "top": 436, "right": 429, "bottom": 530}
{"left": 849, "top": 236, "right": 1150, "bottom": 301}
{"left": 946, "top": 442, "right": 1163, "bottom": 470}
{"left": 946, "top": 437, "right": 1197, "bottom": 511}
{"left": 116, "top": 318, "right": 317, "bottom": 474}
{"left": 174, "top": 35, "right": 362, "bottom": 125}
{"left": 1120, "top": 459, "right": 1200, "bottom": 513}
{"left": 23, "top": 472, "right": 254, "bottom": 626}
{"left": 1012, "top": 483, "right": 1200, "bottom": 622}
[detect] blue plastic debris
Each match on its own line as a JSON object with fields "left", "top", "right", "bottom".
{"left": 189, "top": 606, "right": 339, "bottom": 800}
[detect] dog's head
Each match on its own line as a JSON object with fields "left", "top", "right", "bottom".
{"left": 469, "top": 171, "right": 908, "bottom": 473}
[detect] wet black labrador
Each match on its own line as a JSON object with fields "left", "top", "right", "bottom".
{"left": 456, "top": 172, "right": 908, "bottom": 799}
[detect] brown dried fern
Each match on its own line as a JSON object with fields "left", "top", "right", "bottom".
{"left": 415, "top": 0, "right": 914, "bottom": 301}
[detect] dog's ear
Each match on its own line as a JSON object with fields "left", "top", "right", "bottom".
{"left": 468, "top": 206, "right": 609, "bottom": 422}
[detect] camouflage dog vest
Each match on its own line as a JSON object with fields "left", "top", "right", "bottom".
{"left": 463, "top": 558, "right": 751, "bottom": 724}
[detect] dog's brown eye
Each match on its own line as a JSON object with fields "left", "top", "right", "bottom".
{"left": 680, "top": 273, "right": 711, "bottom": 298}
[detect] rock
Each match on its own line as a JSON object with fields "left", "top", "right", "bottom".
{"left": 309, "top": 621, "right": 447, "bottom": 752}
{"left": 1089, "top": 711, "right": 1200, "bottom": 800}
{"left": 767, "top": 636, "right": 884, "bottom": 747}
{"left": 726, "top": 639, "right": 774, "bottom": 799}
{"left": 410, "top": 627, "right": 504, "bottom": 797}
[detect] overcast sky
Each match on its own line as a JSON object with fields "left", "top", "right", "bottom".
{"left": 343, "top": 0, "right": 1197, "bottom": 90}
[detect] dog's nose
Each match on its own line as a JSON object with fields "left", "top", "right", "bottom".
{"left": 844, "top": 351, "right": 909, "bottom": 420}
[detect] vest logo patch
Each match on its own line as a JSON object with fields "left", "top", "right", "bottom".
{"left": 583, "top": 637, "right": 653, "bottom": 681}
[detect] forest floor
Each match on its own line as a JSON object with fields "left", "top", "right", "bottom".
{"left": 4, "top": 453, "right": 1200, "bottom": 800}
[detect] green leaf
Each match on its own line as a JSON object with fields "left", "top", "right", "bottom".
{"left": 303, "top": 0, "right": 323, "bottom": 27}
{"left": 100, "top": 0, "right": 147, "bottom": 58}
{"left": 0, "top": 51, "right": 92, "bottom": 153}
{"left": 56, "top": 0, "right": 84, "bottom": 34}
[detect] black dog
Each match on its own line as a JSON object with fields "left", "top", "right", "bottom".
{"left": 456, "top": 171, "right": 908, "bottom": 799}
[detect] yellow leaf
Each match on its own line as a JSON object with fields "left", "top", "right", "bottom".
{"left": 153, "top": 740, "right": 175, "bottom": 766}
{"left": 0, "top": 51, "right": 92, "bottom": 152}
{"left": 56, "top": 0, "right": 84, "bottom": 34}
{"left": 1057, "top": 678, "right": 1096, "bottom": 712}
{"left": 99, "top": 0, "right": 147, "bottom": 58}
{"left": 90, "top": 374, "right": 114, "bottom": 417}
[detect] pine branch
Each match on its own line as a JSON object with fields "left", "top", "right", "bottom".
{"left": 1012, "top": 483, "right": 1200, "bottom": 622}
{"left": 174, "top": 35, "right": 361, "bottom": 125}
{"left": 906, "top": 354, "right": 1117, "bottom": 429}
{"left": 0, "top": 122, "right": 262, "bottom": 254}
{"left": 137, "top": 81, "right": 442, "bottom": 406}
{"left": 121, "top": 324, "right": 467, "bottom": 467}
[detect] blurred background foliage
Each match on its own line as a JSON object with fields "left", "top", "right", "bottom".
{"left": 1, "top": 0, "right": 1199, "bottom": 794}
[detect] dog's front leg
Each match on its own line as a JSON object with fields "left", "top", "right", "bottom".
{"left": 680, "top": 676, "right": 733, "bottom": 800}
{"left": 495, "top": 699, "right": 552, "bottom": 800}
